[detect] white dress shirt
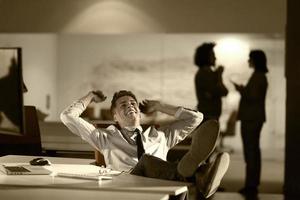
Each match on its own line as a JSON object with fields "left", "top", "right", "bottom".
{"left": 60, "top": 100, "right": 203, "bottom": 172}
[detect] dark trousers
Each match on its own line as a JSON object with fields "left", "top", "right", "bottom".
{"left": 241, "top": 120, "right": 264, "bottom": 189}
{"left": 130, "top": 155, "right": 190, "bottom": 200}
{"left": 131, "top": 154, "right": 185, "bottom": 181}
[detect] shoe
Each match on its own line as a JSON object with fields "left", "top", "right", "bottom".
{"left": 177, "top": 120, "right": 220, "bottom": 177}
{"left": 238, "top": 187, "right": 258, "bottom": 196}
{"left": 196, "top": 152, "right": 230, "bottom": 199}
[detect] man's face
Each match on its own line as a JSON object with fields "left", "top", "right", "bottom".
{"left": 113, "top": 95, "right": 140, "bottom": 128}
{"left": 209, "top": 50, "right": 216, "bottom": 66}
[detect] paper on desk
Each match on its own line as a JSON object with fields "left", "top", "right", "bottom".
{"left": 44, "top": 164, "right": 121, "bottom": 176}
{"left": 55, "top": 172, "right": 113, "bottom": 181}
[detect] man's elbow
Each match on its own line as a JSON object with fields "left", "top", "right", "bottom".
{"left": 60, "top": 111, "right": 71, "bottom": 124}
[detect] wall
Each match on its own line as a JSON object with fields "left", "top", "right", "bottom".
{"left": 0, "top": 0, "right": 286, "bottom": 34}
{"left": 284, "top": 0, "right": 300, "bottom": 196}
{"left": 0, "top": 34, "right": 58, "bottom": 120}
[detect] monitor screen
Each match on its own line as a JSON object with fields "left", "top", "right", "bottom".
{"left": 0, "top": 48, "right": 24, "bottom": 136}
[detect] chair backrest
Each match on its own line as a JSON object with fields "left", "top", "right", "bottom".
{"left": 94, "top": 150, "right": 106, "bottom": 167}
{"left": 0, "top": 106, "right": 42, "bottom": 156}
{"left": 222, "top": 110, "right": 238, "bottom": 137}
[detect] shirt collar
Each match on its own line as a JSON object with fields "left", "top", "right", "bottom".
{"left": 120, "top": 125, "right": 143, "bottom": 143}
{"left": 124, "top": 125, "right": 143, "bottom": 133}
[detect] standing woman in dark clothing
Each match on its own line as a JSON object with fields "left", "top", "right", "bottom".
{"left": 194, "top": 42, "right": 228, "bottom": 121}
{"left": 233, "top": 50, "right": 268, "bottom": 195}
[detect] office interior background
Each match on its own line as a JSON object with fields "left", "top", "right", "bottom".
{"left": 0, "top": 0, "right": 286, "bottom": 151}
{"left": 1, "top": 0, "right": 292, "bottom": 196}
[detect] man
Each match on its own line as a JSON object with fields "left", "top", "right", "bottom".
{"left": 194, "top": 42, "right": 228, "bottom": 121}
{"left": 61, "top": 90, "right": 230, "bottom": 198}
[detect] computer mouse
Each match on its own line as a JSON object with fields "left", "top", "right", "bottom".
{"left": 29, "top": 158, "right": 51, "bottom": 166}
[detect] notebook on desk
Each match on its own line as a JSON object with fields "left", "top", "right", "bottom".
{"left": 0, "top": 164, "right": 52, "bottom": 175}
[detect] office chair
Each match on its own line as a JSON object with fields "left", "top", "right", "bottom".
{"left": 0, "top": 106, "right": 42, "bottom": 156}
{"left": 219, "top": 110, "right": 237, "bottom": 153}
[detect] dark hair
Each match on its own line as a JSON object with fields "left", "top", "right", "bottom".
{"left": 194, "top": 42, "right": 215, "bottom": 68}
{"left": 110, "top": 90, "right": 138, "bottom": 114}
{"left": 249, "top": 50, "right": 268, "bottom": 73}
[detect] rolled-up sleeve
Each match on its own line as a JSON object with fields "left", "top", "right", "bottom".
{"left": 160, "top": 107, "right": 203, "bottom": 148}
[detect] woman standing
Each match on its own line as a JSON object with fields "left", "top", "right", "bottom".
{"left": 233, "top": 50, "right": 268, "bottom": 195}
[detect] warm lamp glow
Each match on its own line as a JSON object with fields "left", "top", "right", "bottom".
{"left": 62, "top": 1, "right": 163, "bottom": 33}
{"left": 215, "top": 38, "right": 249, "bottom": 55}
{"left": 214, "top": 37, "right": 250, "bottom": 69}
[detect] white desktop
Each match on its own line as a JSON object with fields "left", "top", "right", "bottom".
{"left": 0, "top": 155, "right": 190, "bottom": 200}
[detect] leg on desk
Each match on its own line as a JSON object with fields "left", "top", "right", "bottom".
{"left": 131, "top": 154, "right": 185, "bottom": 181}
{"left": 131, "top": 121, "right": 230, "bottom": 199}
{"left": 131, "top": 156, "right": 188, "bottom": 200}
{"left": 131, "top": 152, "right": 229, "bottom": 199}
{"left": 131, "top": 153, "right": 229, "bottom": 199}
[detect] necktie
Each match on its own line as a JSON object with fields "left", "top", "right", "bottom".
{"left": 135, "top": 129, "right": 145, "bottom": 160}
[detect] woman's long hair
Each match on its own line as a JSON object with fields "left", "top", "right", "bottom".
{"left": 250, "top": 50, "right": 268, "bottom": 73}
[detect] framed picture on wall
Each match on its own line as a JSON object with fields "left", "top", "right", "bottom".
{"left": 0, "top": 47, "right": 24, "bottom": 136}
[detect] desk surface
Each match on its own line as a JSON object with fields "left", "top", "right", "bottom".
{"left": 0, "top": 155, "right": 189, "bottom": 197}
{"left": 0, "top": 186, "right": 169, "bottom": 200}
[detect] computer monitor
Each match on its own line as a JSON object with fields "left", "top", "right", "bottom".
{"left": 0, "top": 47, "right": 24, "bottom": 136}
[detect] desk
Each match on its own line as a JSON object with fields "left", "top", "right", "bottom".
{"left": 0, "top": 186, "right": 169, "bottom": 200}
{"left": 0, "top": 155, "right": 190, "bottom": 199}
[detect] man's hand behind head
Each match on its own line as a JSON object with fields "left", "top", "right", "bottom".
{"left": 139, "top": 100, "right": 160, "bottom": 114}
{"left": 92, "top": 90, "right": 107, "bottom": 103}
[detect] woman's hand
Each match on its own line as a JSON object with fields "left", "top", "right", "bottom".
{"left": 231, "top": 81, "right": 244, "bottom": 92}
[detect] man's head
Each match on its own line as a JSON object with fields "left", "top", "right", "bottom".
{"left": 194, "top": 42, "right": 216, "bottom": 68}
{"left": 110, "top": 90, "right": 141, "bottom": 128}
